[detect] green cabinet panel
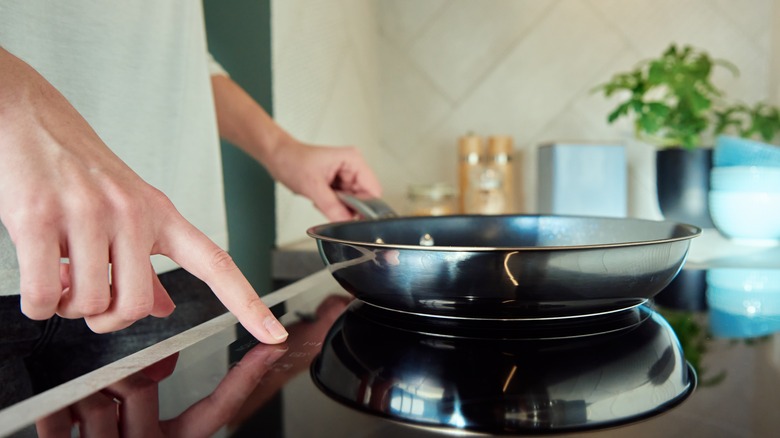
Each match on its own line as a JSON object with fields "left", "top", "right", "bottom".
{"left": 203, "top": 0, "right": 275, "bottom": 296}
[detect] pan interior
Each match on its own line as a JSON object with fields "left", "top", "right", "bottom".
{"left": 310, "top": 215, "right": 699, "bottom": 249}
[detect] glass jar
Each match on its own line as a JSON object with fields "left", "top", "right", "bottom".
{"left": 406, "top": 183, "right": 457, "bottom": 216}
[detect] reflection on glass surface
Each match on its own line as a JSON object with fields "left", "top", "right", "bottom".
{"left": 312, "top": 301, "right": 695, "bottom": 435}
{"left": 4, "top": 271, "right": 780, "bottom": 437}
{"left": 0, "top": 274, "right": 228, "bottom": 415}
{"left": 652, "top": 268, "right": 780, "bottom": 388}
{"left": 34, "top": 348, "right": 283, "bottom": 437}
{"left": 706, "top": 268, "right": 780, "bottom": 339}
{"left": 24, "top": 294, "right": 351, "bottom": 438}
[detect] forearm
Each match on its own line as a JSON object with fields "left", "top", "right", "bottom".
{"left": 210, "top": 74, "right": 293, "bottom": 167}
{"left": 210, "top": 73, "right": 381, "bottom": 221}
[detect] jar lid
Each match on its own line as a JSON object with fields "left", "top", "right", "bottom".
{"left": 487, "top": 135, "right": 513, "bottom": 156}
{"left": 408, "top": 182, "right": 457, "bottom": 200}
{"left": 459, "top": 135, "right": 483, "bottom": 156}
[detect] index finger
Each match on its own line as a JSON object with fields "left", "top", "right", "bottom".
{"left": 159, "top": 219, "right": 288, "bottom": 344}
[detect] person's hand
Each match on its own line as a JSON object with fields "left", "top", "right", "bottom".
{"left": 209, "top": 75, "right": 382, "bottom": 222}
{"left": 0, "top": 48, "right": 287, "bottom": 343}
{"left": 35, "top": 345, "right": 289, "bottom": 438}
{"left": 267, "top": 140, "right": 382, "bottom": 222}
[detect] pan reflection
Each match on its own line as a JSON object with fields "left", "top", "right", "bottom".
{"left": 311, "top": 301, "right": 696, "bottom": 435}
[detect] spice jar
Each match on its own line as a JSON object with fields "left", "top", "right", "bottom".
{"left": 458, "top": 134, "right": 483, "bottom": 213}
{"left": 406, "top": 183, "right": 457, "bottom": 216}
{"left": 464, "top": 165, "right": 506, "bottom": 214}
{"left": 486, "top": 135, "right": 514, "bottom": 213}
{"left": 462, "top": 135, "right": 515, "bottom": 215}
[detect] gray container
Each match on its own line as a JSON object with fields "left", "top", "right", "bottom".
{"left": 538, "top": 143, "right": 627, "bottom": 217}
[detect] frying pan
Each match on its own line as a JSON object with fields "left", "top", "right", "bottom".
{"left": 307, "top": 195, "right": 701, "bottom": 319}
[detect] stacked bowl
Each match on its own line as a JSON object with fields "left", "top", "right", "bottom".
{"left": 706, "top": 268, "right": 780, "bottom": 338}
{"left": 709, "top": 136, "right": 780, "bottom": 245}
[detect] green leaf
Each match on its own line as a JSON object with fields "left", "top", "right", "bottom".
{"left": 689, "top": 91, "right": 711, "bottom": 113}
{"left": 607, "top": 102, "right": 631, "bottom": 123}
{"left": 646, "top": 102, "right": 671, "bottom": 118}
{"left": 648, "top": 61, "right": 666, "bottom": 85}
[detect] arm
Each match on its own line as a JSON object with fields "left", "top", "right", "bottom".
{"left": 210, "top": 75, "right": 382, "bottom": 221}
{"left": 0, "top": 47, "right": 286, "bottom": 343}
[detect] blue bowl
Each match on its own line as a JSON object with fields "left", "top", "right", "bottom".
{"left": 709, "top": 307, "right": 780, "bottom": 339}
{"left": 707, "top": 268, "right": 780, "bottom": 292}
{"left": 710, "top": 166, "right": 780, "bottom": 192}
{"left": 709, "top": 190, "right": 780, "bottom": 243}
{"left": 707, "top": 285, "right": 780, "bottom": 316}
{"left": 714, "top": 135, "right": 780, "bottom": 167}
{"left": 706, "top": 268, "right": 780, "bottom": 339}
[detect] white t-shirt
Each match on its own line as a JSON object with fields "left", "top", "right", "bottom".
{"left": 0, "top": 1, "right": 229, "bottom": 296}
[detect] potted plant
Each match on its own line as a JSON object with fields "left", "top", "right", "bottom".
{"left": 714, "top": 102, "right": 780, "bottom": 143}
{"left": 594, "top": 44, "right": 738, "bottom": 227}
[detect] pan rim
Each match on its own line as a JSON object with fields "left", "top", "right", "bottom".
{"left": 306, "top": 214, "right": 702, "bottom": 252}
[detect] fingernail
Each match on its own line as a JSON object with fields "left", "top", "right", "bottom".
{"left": 264, "top": 316, "right": 289, "bottom": 341}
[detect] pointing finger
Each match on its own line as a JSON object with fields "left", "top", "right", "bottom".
{"left": 159, "top": 218, "right": 288, "bottom": 344}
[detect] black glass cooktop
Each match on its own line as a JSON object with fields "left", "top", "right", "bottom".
{"left": 2, "top": 268, "right": 780, "bottom": 437}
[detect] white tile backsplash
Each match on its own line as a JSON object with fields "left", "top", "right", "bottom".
{"left": 589, "top": 0, "right": 772, "bottom": 105}
{"left": 378, "top": 0, "right": 447, "bottom": 50}
{"left": 273, "top": 1, "right": 349, "bottom": 142}
{"left": 272, "top": 0, "right": 379, "bottom": 245}
{"left": 272, "top": 0, "right": 780, "bottom": 246}
{"left": 378, "top": 37, "right": 453, "bottom": 178}
{"left": 407, "top": 0, "right": 556, "bottom": 103}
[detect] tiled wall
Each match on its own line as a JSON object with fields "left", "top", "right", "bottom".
{"left": 273, "top": 0, "right": 778, "bottom": 245}
{"left": 272, "top": 0, "right": 385, "bottom": 245}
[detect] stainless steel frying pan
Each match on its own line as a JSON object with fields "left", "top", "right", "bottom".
{"left": 307, "top": 196, "right": 701, "bottom": 319}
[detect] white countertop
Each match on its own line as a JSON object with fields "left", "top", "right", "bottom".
{"left": 686, "top": 227, "right": 780, "bottom": 269}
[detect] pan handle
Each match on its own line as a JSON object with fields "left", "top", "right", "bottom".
{"left": 337, "top": 192, "right": 398, "bottom": 220}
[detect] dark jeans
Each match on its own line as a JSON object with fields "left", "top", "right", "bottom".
{"left": 0, "top": 268, "right": 227, "bottom": 411}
